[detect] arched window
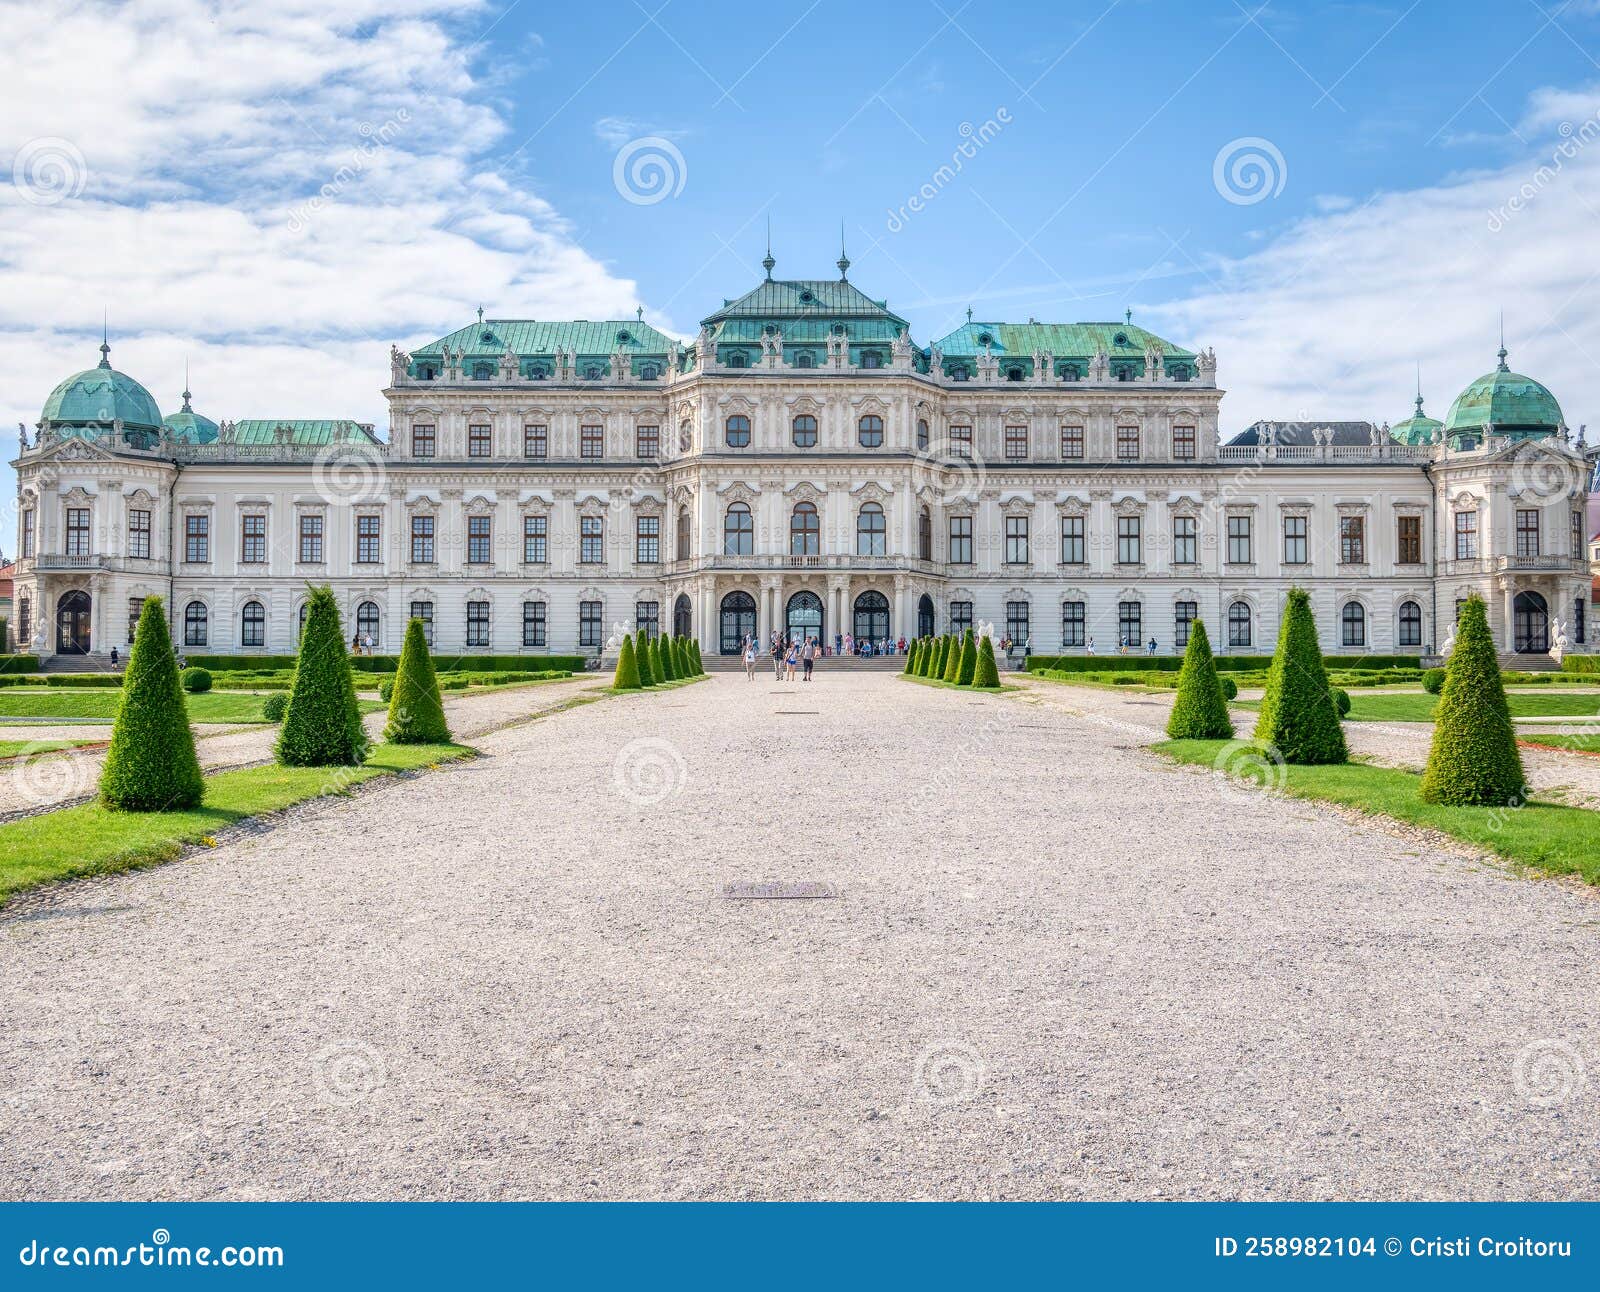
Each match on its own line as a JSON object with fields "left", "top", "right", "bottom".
{"left": 676, "top": 507, "right": 691, "bottom": 561}
{"left": 916, "top": 418, "right": 929, "bottom": 450}
{"left": 299, "top": 601, "right": 310, "bottom": 631}
{"left": 861, "top": 351, "right": 883, "bottom": 369}
{"left": 1228, "top": 600, "right": 1252, "bottom": 648}
{"left": 726, "top": 352, "right": 748, "bottom": 369}
{"left": 1341, "top": 601, "right": 1366, "bottom": 647}
{"left": 725, "top": 414, "right": 751, "bottom": 447}
{"left": 678, "top": 422, "right": 692, "bottom": 453}
{"left": 857, "top": 502, "right": 886, "bottom": 556}
{"left": 1006, "top": 366, "right": 1024, "bottom": 381}
{"left": 416, "top": 364, "right": 438, "bottom": 381}
{"left": 858, "top": 414, "right": 884, "bottom": 448}
{"left": 472, "top": 363, "right": 493, "bottom": 380}
{"left": 794, "top": 351, "right": 815, "bottom": 368}
{"left": 918, "top": 507, "right": 932, "bottom": 561}
{"left": 724, "top": 502, "right": 754, "bottom": 555}
{"left": 240, "top": 599, "right": 265, "bottom": 648}
{"left": 950, "top": 366, "right": 969, "bottom": 382}
{"left": 357, "top": 600, "right": 380, "bottom": 644}
{"left": 792, "top": 414, "right": 817, "bottom": 448}
{"left": 527, "top": 364, "right": 548, "bottom": 380}
{"left": 790, "top": 502, "right": 820, "bottom": 556}
{"left": 673, "top": 593, "right": 692, "bottom": 638}
{"left": 639, "top": 364, "right": 658, "bottom": 380}
{"left": 583, "top": 364, "right": 603, "bottom": 380}
{"left": 184, "top": 600, "right": 208, "bottom": 647}
{"left": 853, "top": 590, "right": 890, "bottom": 641}
{"left": 1398, "top": 600, "right": 1422, "bottom": 647}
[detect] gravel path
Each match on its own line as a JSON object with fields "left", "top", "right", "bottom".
{"left": 0, "top": 677, "right": 594, "bottom": 815}
{"left": 1, "top": 672, "right": 1596, "bottom": 1201}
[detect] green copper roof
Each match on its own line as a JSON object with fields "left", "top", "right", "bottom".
{"left": 228, "top": 420, "right": 379, "bottom": 446}
{"left": 1444, "top": 348, "right": 1563, "bottom": 438}
{"left": 40, "top": 342, "right": 163, "bottom": 433}
{"left": 934, "top": 320, "right": 1194, "bottom": 361}
{"left": 701, "top": 278, "right": 908, "bottom": 328}
{"left": 413, "top": 318, "right": 676, "bottom": 360}
{"left": 1390, "top": 393, "right": 1443, "bottom": 446}
{"left": 162, "top": 387, "right": 219, "bottom": 444}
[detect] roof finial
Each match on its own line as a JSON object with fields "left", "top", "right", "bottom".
{"left": 836, "top": 221, "right": 850, "bottom": 280}
{"left": 1498, "top": 311, "right": 1508, "bottom": 370}
{"left": 636, "top": 304, "right": 644, "bottom": 321}
{"left": 182, "top": 358, "right": 193, "bottom": 413}
{"left": 762, "top": 217, "right": 775, "bottom": 279}
{"left": 98, "top": 310, "right": 111, "bottom": 369}
{"left": 477, "top": 304, "right": 485, "bottom": 325}
{"left": 1414, "top": 361, "right": 1423, "bottom": 416}
{"left": 965, "top": 305, "right": 973, "bottom": 324}
{"left": 1125, "top": 307, "right": 1132, "bottom": 325}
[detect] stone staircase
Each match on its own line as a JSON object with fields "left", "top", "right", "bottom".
{"left": 704, "top": 653, "right": 907, "bottom": 672}
{"left": 1499, "top": 652, "right": 1561, "bottom": 673}
{"left": 40, "top": 654, "right": 121, "bottom": 674}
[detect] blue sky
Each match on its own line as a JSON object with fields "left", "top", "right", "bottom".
{"left": 5, "top": 0, "right": 1600, "bottom": 523}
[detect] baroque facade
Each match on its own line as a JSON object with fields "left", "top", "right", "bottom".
{"left": 11, "top": 259, "right": 1596, "bottom": 662}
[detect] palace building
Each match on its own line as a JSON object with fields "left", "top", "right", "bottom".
{"left": 11, "top": 254, "right": 1596, "bottom": 662}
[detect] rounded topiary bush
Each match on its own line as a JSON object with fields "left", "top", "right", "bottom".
{"left": 181, "top": 667, "right": 212, "bottom": 694}
{"left": 99, "top": 597, "right": 205, "bottom": 812}
{"left": 385, "top": 616, "right": 451, "bottom": 744}
{"left": 1219, "top": 676, "right": 1239, "bottom": 701}
{"left": 276, "top": 585, "right": 368, "bottom": 768}
{"left": 378, "top": 677, "right": 395, "bottom": 702}
{"left": 1423, "top": 667, "right": 1446, "bottom": 694}
{"left": 1331, "top": 687, "right": 1351, "bottom": 716}
{"left": 1166, "top": 618, "right": 1233, "bottom": 740}
{"left": 262, "top": 692, "right": 289, "bottom": 722}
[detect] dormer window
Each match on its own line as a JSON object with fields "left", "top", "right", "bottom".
{"left": 861, "top": 351, "right": 882, "bottom": 369}
{"left": 415, "top": 364, "right": 438, "bottom": 381}
{"left": 639, "top": 364, "right": 659, "bottom": 381}
{"left": 977, "top": 332, "right": 993, "bottom": 346}
{"left": 616, "top": 329, "right": 632, "bottom": 345}
{"left": 1006, "top": 366, "right": 1023, "bottom": 381}
{"left": 472, "top": 363, "right": 493, "bottom": 380}
{"left": 794, "top": 351, "right": 815, "bottom": 368}
{"left": 1113, "top": 331, "right": 1129, "bottom": 347}
{"left": 584, "top": 365, "right": 603, "bottom": 380}
{"left": 1058, "top": 363, "right": 1081, "bottom": 381}
{"left": 526, "top": 364, "right": 548, "bottom": 380}
{"left": 799, "top": 290, "right": 816, "bottom": 304}
{"left": 950, "top": 366, "right": 969, "bottom": 382}
{"left": 727, "top": 352, "right": 748, "bottom": 368}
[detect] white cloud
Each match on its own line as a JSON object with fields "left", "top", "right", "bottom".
{"left": 0, "top": 0, "right": 646, "bottom": 462}
{"left": 1149, "top": 84, "right": 1600, "bottom": 433}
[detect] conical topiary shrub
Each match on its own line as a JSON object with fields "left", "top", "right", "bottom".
{"left": 635, "top": 630, "right": 656, "bottom": 686}
{"left": 99, "top": 596, "right": 204, "bottom": 811}
{"left": 1421, "top": 595, "right": 1526, "bottom": 805}
{"left": 650, "top": 636, "right": 667, "bottom": 683}
{"left": 657, "top": 635, "right": 677, "bottom": 682}
{"left": 277, "top": 585, "right": 368, "bottom": 767}
{"left": 1254, "top": 586, "right": 1346, "bottom": 765}
{"left": 942, "top": 630, "right": 963, "bottom": 684}
{"left": 932, "top": 635, "right": 950, "bottom": 678}
{"left": 903, "top": 639, "right": 918, "bottom": 675}
{"left": 385, "top": 616, "right": 450, "bottom": 744}
{"left": 956, "top": 629, "right": 977, "bottom": 686}
{"left": 674, "top": 637, "right": 690, "bottom": 679}
{"left": 973, "top": 634, "right": 1001, "bottom": 688}
{"left": 1166, "top": 617, "right": 1233, "bottom": 740}
{"left": 691, "top": 639, "right": 704, "bottom": 675}
{"left": 613, "top": 633, "right": 641, "bottom": 690}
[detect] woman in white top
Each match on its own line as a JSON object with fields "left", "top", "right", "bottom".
{"left": 743, "top": 638, "right": 757, "bottom": 681}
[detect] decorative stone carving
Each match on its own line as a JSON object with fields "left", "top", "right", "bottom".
{"left": 1088, "top": 347, "right": 1110, "bottom": 382}
{"left": 390, "top": 345, "right": 410, "bottom": 385}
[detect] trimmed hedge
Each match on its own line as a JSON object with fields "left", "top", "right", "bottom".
{"left": 1167, "top": 618, "right": 1233, "bottom": 740}
{"left": 1561, "top": 655, "right": 1600, "bottom": 675}
{"left": 1423, "top": 667, "right": 1446, "bottom": 694}
{"left": 276, "top": 586, "right": 368, "bottom": 768}
{"left": 177, "top": 652, "right": 589, "bottom": 674}
{"left": 0, "top": 655, "right": 42, "bottom": 674}
{"left": 1255, "top": 587, "right": 1348, "bottom": 765}
{"left": 99, "top": 597, "right": 204, "bottom": 812}
{"left": 1422, "top": 595, "right": 1526, "bottom": 806}
{"left": 1027, "top": 653, "right": 1423, "bottom": 674}
{"left": 385, "top": 617, "right": 451, "bottom": 744}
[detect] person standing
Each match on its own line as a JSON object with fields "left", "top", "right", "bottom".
{"left": 1147, "top": 635, "right": 1157, "bottom": 656}
{"left": 773, "top": 635, "right": 784, "bottom": 680}
{"left": 1086, "top": 635, "right": 1095, "bottom": 656}
{"left": 785, "top": 638, "right": 799, "bottom": 681}
{"left": 802, "top": 636, "right": 815, "bottom": 682}
{"left": 744, "top": 637, "right": 757, "bottom": 681}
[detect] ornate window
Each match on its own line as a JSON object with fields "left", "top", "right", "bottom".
{"left": 726, "top": 352, "right": 748, "bottom": 368}
{"left": 1005, "top": 424, "right": 1028, "bottom": 460}
{"left": 1006, "top": 600, "right": 1030, "bottom": 644}
{"left": 1118, "top": 601, "right": 1142, "bottom": 649}
{"left": 792, "top": 414, "right": 818, "bottom": 448}
{"left": 948, "top": 515, "right": 973, "bottom": 564}
{"left": 524, "top": 424, "right": 547, "bottom": 458}
{"left": 580, "top": 515, "right": 604, "bottom": 563}
{"left": 523, "top": 601, "right": 546, "bottom": 647}
{"left": 1116, "top": 515, "right": 1141, "bottom": 565}
{"left": 410, "top": 600, "right": 433, "bottom": 646}
{"left": 1173, "top": 515, "right": 1197, "bottom": 565}
{"left": 676, "top": 507, "right": 691, "bottom": 560}
{"left": 1005, "top": 515, "right": 1029, "bottom": 565}
{"left": 1061, "top": 515, "right": 1085, "bottom": 564}
{"left": 1005, "top": 365, "right": 1024, "bottom": 382}
{"left": 240, "top": 514, "right": 266, "bottom": 563}
{"left": 185, "top": 514, "right": 209, "bottom": 563}
{"left": 356, "top": 600, "right": 379, "bottom": 643}
{"left": 1341, "top": 601, "right": 1366, "bottom": 647}
{"left": 1062, "top": 600, "right": 1085, "bottom": 646}
{"left": 949, "top": 425, "right": 972, "bottom": 457}
{"left": 298, "top": 513, "right": 323, "bottom": 564}
{"left": 356, "top": 514, "right": 381, "bottom": 564}
{"left": 794, "top": 351, "right": 814, "bottom": 369}
{"left": 950, "top": 600, "right": 973, "bottom": 635}
{"left": 16, "top": 595, "right": 29, "bottom": 646}
{"left": 184, "top": 600, "right": 208, "bottom": 647}
{"left": 579, "top": 600, "right": 602, "bottom": 647}
{"left": 858, "top": 414, "right": 884, "bottom": 448}
{"left": 636, "top": 600, "right": 660, "bottom": 641}
{"left": 240, "top": 600, "right": 265, "bottom": 647}
{"left": 1454, "top": 510, "right": 1478, "bottom": 559}
{"left": 1227, "top": 514, "right": 1252, "bottom": 564}
{"left": 466, "top": 600, "right": 490, "bottom": 647}
{"left": 412, "top": 423, "right": 435, "bottom": 457}
{"left": 468, "top": 423, "right": 492, "bottom": 457}
{"left": 1398, "top": 600, "right": 1422, "bottom": 647}
{"left": 724, "top": 502, "right": 754, "bottom": 555}
{"left": 1340, "top": 515, "right": 1366, "bottom": 564}
{"left": 1175, "top": 600, "right": 1197, "bottom": 647}
{"left": 725, "top": 415, "right": 751, "bottom": 448}
{"left": 857, "top": 502, "right": 886, "bottom": 556}
{"left": 1515, "top": 508, "right": 1540, "bottom": 557}
{"left": 467, "top": 515, "right": 492, "bottom": 564}
{"left": 1283, "top": 515, "right": 1308, "bottom": 565}
{"left": 1116, "top": 425, "right": 1140, "bottom": 460}
{"left": 636, "top": 425, "right": 660, "bottom": 459}
{"left": 63, "top": 508, "right": 90, "bottom": 555}
{"left": 916, "top": 419, "right": 929, "bottom": 450}
{"left": 918, "top": 507, "right": 932, "bottom": 561}
{"left": 790, "top": 501, "right": 820, "bottom": 556}
{"left": 1228, "top": 600, "right": 1252, "bottom": 648}
{"left": 1061, "top": 425, "right": 1084, "bottom": 459}
{"left": 679, "top": 422, "right": 692, "bottom": 453}
{"left": 635, "top": 514, "right": 660, "bottom": 564}
{"left": 523, "top": 514, "right": 547, "bottom": 563}
{"left": 20, "top": 509, "right": 34, "bottom": 558}
{"left": 581, "top": 424, "right": 604, "bottom": 458}
{"left": 1171, "top": 425, "right": 1196, "bottom": 460}
{"left": 861, "top": 351, "right": 883, "bottom": 369}
{"left": 411, "top": 514, "right": 435, "bottom": 563}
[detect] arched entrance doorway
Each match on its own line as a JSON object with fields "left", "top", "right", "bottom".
{"left": 56, "top": 590, "right": 92, "bottom": 655}
{"left": 786, "top": 590, "right": 823, "bottom": 644}
{"left": 853, "top": 590, "right": 890, "bottom": 643}
{"left": 673, "top": 594, "right": 692, "bottom": 639}
{"left": 719, "top": 591, "right": 756, "bottom": 655}
{"left": 1513, "top": 590, "right": 1549, "bottom": 653}
{"left": 917, "top": 593, "right": 934, "bottom": 639}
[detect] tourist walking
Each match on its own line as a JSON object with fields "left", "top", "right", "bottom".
{"left": 1147, "top": 636, "right": 1157, "bottom": 656}
{"left": 784, "top": 639, "right": 799, "bottom": 681}
{"left": 744, "top": 637, "right": 757, "bottom": 681}
{"left": 1086, "top": 636, "right": 1095, "bottom": 656}
{"left": 802, "top": 637, "right": 816, "bottom": 682}
{"left": 772, "top": 638, "right": 784, "bottom": 680}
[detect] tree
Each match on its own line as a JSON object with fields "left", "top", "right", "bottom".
{"left": 929, "top": 635, "right": 947, "bottom": 679}
{"left": 956, "top": 629, "right": 977, "bottom": 686}
{"left": 1254, "top": 587, "right": 1347, "bottom": 764}
{"left": 654, "top": 634, "right": 675, "bottom": 682}
{"left": 690, "top": 639, "right": 704, "bottom": 675}
{"left": 973, "top": 635, "right": 1001, "bottom": 688}
{"left": 636, "top": 630, "right": 656, "bottom": 686}
{"left": 673, "top": 636, "right": 690, "bottom": 679}
{"left": 99, "top": 596, "right": 204, "bottom": 811}
{"left": 277, "top": 584, "right": 368, "bottom": 767}
{"left": 942, "top": 630, "right": 963, "bottom": 684}
{"left": 613, "top": 633, "right": 641, "bottom": 690}
{"left": 1421, "top": 595, "right": 1526, "bottom": 805}
{"left": 903, "top": 639, "right": 918, "bottom": 675}
{"left": 385, "top": 617, "right": 450, "bottom": 744}
{"left": 1166, "top": 618, "right": 1233, "bottom": 740}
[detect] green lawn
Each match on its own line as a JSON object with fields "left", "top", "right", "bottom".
{"left": 1235, "top": 691, "right": 1600, "bottom": 723}
{"left": 1519, "top": 734, "right": 1600, "bottom": 755}
{"left": 0, "top": 738, "right": 100, "bottom": 758}
{"left": 0, "top": 742, "right": 473, "bottom": 905}
{"left": 1156, "top": 738, "right": 1600, "bottom": 883}
{"left": 0, "top": 689, "right": 383, "bottom": 723}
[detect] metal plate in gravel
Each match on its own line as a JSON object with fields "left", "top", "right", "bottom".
{"left": 723, "top": 881, "right": 838, "bottom": 900}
